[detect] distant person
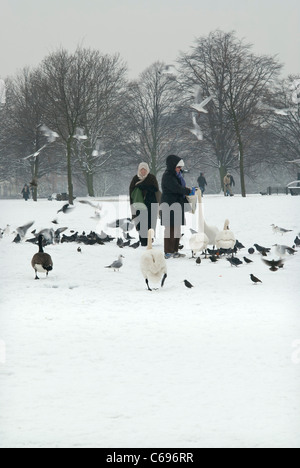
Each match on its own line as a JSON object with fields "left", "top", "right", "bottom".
{"left": 197, "top": 172, "right": 208, "bottom": 196}
{"left": 223, "top": 173, "right": 235, "bottom": 197}
{"left": 21, "top": 184, "right": 30, "bottom": 201}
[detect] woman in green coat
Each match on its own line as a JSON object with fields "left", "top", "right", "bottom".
{"left": 129, "top": 163, "right": 160, "bottom": 246}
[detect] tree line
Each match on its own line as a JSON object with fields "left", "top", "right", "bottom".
{"left": 0, "top": 30, "right": 299, "bottom": 201}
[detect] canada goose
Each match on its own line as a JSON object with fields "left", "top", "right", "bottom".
{"left": 215, "top": 219, "right": 236, "bottom": 251}
{"left": 140, "top": 229, "right": 167, "bottom": 291}
{"left": 189, "top": 189, "right": 209, "bottom": 257}
{"left": 31, "top": 235, "right": 53, "bottom": 280}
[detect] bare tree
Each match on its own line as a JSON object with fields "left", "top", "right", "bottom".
{"left": 179, "top": 31, "right": 282, "bottom": 196}
{"left": 122, "top": 62, "right": 185, "bottom": 176}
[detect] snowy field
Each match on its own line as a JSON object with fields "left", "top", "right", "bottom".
{"left": 0, "top": 194, "right": 300, "bottom": 448}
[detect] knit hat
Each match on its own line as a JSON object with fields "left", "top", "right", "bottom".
{"left": 177, "top": 159, "right": 185, "bottom": 168}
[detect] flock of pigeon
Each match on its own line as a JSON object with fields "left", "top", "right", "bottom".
{"left": 0, "top": 199, "right": 299, "bottom": 290}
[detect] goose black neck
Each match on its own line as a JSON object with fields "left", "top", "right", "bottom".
{"left": 38, "top": 236, "right": 44, "bottom": 253}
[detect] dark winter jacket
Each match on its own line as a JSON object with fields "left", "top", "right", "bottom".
{"left": 197, "top": 175, "right": 207, "bottom": 189}
{"left": 129, "top": 173, "right": 160, "bottom": 233}
{"left": 160, "top": 155, "right": 191, "bottom": 227}
{"left": 21, "top": 185, "right": 30, "bottom": 200}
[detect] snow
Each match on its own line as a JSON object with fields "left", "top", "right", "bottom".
{"left": 0, "top": 194, "right": 300, "bottom": 448}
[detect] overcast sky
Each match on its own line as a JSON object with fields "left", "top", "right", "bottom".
{"left": 0, "top": 0, "right": 299, "bottom": 79}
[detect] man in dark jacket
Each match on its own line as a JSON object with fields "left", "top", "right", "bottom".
{"left": 197, "top": 172, "right": 207, "bottom": 195}
{"left": 160, "top": 155, "right": 193, "bottom": 258}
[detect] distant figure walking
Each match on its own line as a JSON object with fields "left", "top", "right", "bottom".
{"left": 223, "top": 173, "right": 235, "bottom": 197}
{"left": 197, "top": 172, "right": 207, "bottom": 196}
{"left": 21, "top": 184, "right": 30, "bottom": 201}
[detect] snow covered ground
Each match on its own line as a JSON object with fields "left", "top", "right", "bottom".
{"left": 0, "top": 194, "right": 299, "bottom": 448}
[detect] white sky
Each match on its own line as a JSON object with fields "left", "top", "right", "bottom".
{"left": 0, "top": 0, "right": 299, "bottom": 79}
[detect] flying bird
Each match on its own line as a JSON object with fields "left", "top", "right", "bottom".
{"left": 16, "top": 221, "right": 35, "bottom": 240}
{"left": 189, "top": 114, "right": 204, "bottom": 141}
{"left": 262, "top": 258, "right": 284, "bottom": 272}
{"left": 39, "top": 124, "right": 59, "bottom": 143}
{"left": 190, "top": 95, "right": 213, "bottom": 114}
{"left": 57, "top": 203, "right": 74, "bottom": 214}
{"left": 273, "top": 244, "right": 297, "bottom": 256}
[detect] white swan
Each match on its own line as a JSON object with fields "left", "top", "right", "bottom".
{"left": 215, "top": 219, "right": 236, "bottom": 250}
{"left": 189, "top": 190, "right": 209, "bottom": 257}
{"left": 140, "top": 229, "right": 167, "bottom": 291}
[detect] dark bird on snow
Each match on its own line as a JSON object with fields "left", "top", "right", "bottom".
{"left": 294, "top": 236, "right": 300, "bottom": 247}
{"left": 31, "top": 235, "right": 53, "bottom": 280}
{"left": 77, "top": 247, "right": 82, "bottom": 253}
{"left": 243, "top": 257, "right": 253, "bottom": 264}
{"left": 209, "top": 255, "right": 218, "bottom": 263}
{"left": 13, "top": 233, "right": 21, "bottom": 243}
{"left": 262, "top": 258, "right": 284, "bottom": 272}
{"left": 248, "top": 248, "right": 255, "bottom": 255}
{"left": 250, "top": 274, "right": 262, "bottom": 284}
{"left": 183, "top": 280, "right": 194, "bottom": 289}
{"left": 57, "top": 203, "right": 74, "bottom": 214}
{"left": 129, "top": 241, "right": 140, "bottom": 249}
{"left": 196, "top": 257, "right": 202, "bottom": 265}
{"left": 254, "top": 243, "right": 271, "bottom": 254}
{"left": 226, "top": 257, "right": 243, "bottom": 267}
{"left": 235, "top": 240, "right": 245, "bottom": 250}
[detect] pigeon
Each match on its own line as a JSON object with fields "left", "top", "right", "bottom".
{"left": 183, "top": 280, "right": 194, "bottom": 289}
{"left": 226, "top": 257, "right": 243, "bottom": 267}
{"left": 235, "top": 240, "right": 245, "bottom": 250}
{"left": 105, "top": 255, "right": 124, "bottom": 272}
{"left": 209, "top": 255, "right": 218, "bottom": 263}
{"left": 294, "top": 236, "right": 300, "bottom": 247}
{"left": 129, "top": 241, "right": 140, "bottom": 249}
{"left": 250, "top": 274, "right": 262, "bottom": 284}
{"left": 254, "top": 244, "right": 271, "bottom": 254}
{"left": 57, "top": 203, "right": 74, "bottom": 214}
{"left": 248, "top": 248, "right": 255, "bottom": 255}
{"left": 262, "top": 258, "right": 284, "bottom": 272}
{"left": 274, "top": 244, "right": 297, "bottom": 256}
{"left": 243, "top": 257, "right": 253, "bottom": 264}
{"left": 196, "top": 257, "right": 202, "bottom": 265}
{"left": 16, "top": 221, "right": 35, "bottom": 240}
{"left": 77, "top": 247, "right": 82, "bottom": 253}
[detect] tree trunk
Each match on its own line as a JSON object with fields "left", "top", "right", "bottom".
{"left": 238, "top": 142, "right": 246, "bottom": 198}
{"left": 86, "top": 172, "right": 95, "bottom": 197}
{"left": 219, "top": 165, "right": 227, "bottom": 192}
{"left": 32, "top": 156, "right": 39, "bottom": 202}
{"left": 67, "top": 138, "right": 74, "bottom": 204}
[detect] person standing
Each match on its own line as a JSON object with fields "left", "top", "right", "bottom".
{"left": 129, "top": 162, "right": 160, "bottom": 247}
{"left": 223, "top": 173, "right": 235, "bottom": 197}
{"left": 197, "top": 172, "right": 207, "bottom": 196}
{"left": 21, "top": 184, "right": 30, "bottom": 201}
{"left": 160, "top": 155, "right": 194, "bottom": 259}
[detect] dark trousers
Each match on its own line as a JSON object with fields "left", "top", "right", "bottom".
{"left": 164, "top": 226, "right": 181, "bottom": 254}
